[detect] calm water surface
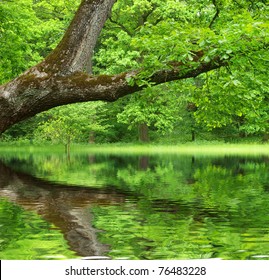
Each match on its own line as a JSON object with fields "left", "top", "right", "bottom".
{"left": 1, "top": 151, "right": 269, "bottom": 260}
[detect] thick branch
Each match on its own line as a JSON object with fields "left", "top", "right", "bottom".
{"left": 0, "top": 0, "right": 227, "bottom": 135}
{"left": 0, "top": 54, "right": 226, "bottom": 134}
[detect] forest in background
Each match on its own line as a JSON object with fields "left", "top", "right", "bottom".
{"left": 0, "top": 0, "right": 268, "bottom": 145}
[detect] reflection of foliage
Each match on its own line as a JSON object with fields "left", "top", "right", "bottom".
{"left": 92, "top": 205, "right": 201, "bottom": 260}
{"left": 1, "top": 151, "right": 269, "bottom": 259}
{"left": 91, "top": 155, "right": 269, "bottom": 260}
{"left": 0, "top": 199, "right": 76, "bottom": 260}
{"left": 92, "top": 202, "right": 269, "bottom": 260}
{"left": 0, "top": 153, "right": 113, "bottom": 188}
{"left": 116, "top": 160, "right": 197, "bottom": 201}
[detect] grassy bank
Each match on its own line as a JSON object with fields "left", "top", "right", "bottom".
{"left": 0, "top": 142, "right": 269, "bottom": 156}
{"left": 74, "top": 142, "right": 269, "bottom": 156}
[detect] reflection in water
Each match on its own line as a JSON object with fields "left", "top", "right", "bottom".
{"left": 0, "top": 161, "right": 126, "bottom": 258}
{"left": 1, "top": 153, "right": 269, "bottom": 260}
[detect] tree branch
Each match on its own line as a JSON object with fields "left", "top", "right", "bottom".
{"left": 137, "top": 4, "right": 156, "bottom": 29}
{"left": 0, "top": 0, "right": 228, "bottom": 134}
{"left": 209, "top": 0, "right": 220, "bottom": 29}
{"left": 0, "top": 52, "right": 227, "bottom": 134}
{"left": 109, "top": 17, "right": 133, "bottom": 36}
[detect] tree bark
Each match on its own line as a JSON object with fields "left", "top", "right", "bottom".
{"left": 138, "top": 122, "right": 149, "bottom": 142}
{"left": 0, "top": 0, "right": 226, "bottom": 134}
{"left": 42, "top": 0, "right": 117, "bottom": 75}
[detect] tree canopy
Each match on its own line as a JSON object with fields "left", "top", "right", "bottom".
{"left": 0, "top": 0, "right": 268, "bottom": 139}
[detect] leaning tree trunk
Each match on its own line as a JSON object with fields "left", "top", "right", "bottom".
{"left": 0, "top": 0, "right": 226, "bottom": 134}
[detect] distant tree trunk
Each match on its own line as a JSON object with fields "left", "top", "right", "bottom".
{"left": 262, "top": 133, "right": 269, "bottom": 143}
{"left": 191, "top": 130, "right": 195, "bottom": 142}
{"left": 138, "top": 123, "right": 149, "bottom": 142}
{"left": 65, "top": 136, "right": 71, "bottom": 160}
{"left": 239, "top": 131, "right": 247, "bottom": 138}
{"left": 89, "top": 131, "right": 95, "bottom": 143}
{"left": 0, "top": 0, "right": 226, "bottom": 134}
{"left": 186, "top": 102, "right": 198, "bottom": 142}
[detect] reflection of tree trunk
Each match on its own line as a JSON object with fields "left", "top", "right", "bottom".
{"left": 139, "top": 156, "right": 149, "bottom": 170}
{"left": 138, "top": 123, "right": 149, "bottom": 142}
{"left": 186, "top": 156, "right": 197, "bottom": 185}
{"left": 0, "top": 161, "right": 126, "bottom": 258}
{"left": 88, "top": 155, "right": 96, "bottom": 164}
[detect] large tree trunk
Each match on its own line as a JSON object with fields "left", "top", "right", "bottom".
{"left": 0, "top": 0, "right": 225, "bottom": 134}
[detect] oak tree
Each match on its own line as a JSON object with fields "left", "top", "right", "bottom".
{"left": 0, "top": 0, "right": 267, "bottom": 134}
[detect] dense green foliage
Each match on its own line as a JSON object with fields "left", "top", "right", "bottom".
{"left": 1, "top": 0, "right": 268, "bottom": 143}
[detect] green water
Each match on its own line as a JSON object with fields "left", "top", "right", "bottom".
{"left": 1, "top": 147, "right": 269, "bottom": 260}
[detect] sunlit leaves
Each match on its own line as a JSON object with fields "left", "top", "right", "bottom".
{"left": 0, "top": 0, "right": 80, "bottom": 83}
{"left": 34, "top": 102, "right": 111, "bottom": 144}
{"left": 0, "top": 0, "right": 42, "bottom": 83}
{"left": 92, "top": 0, "right": 269, "bottom": 140}
{"left": 193, "top": 46, "right": 269, "bottom": 134}
{"left": 117, "top": 84, "right": 182, "bottom": 135}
